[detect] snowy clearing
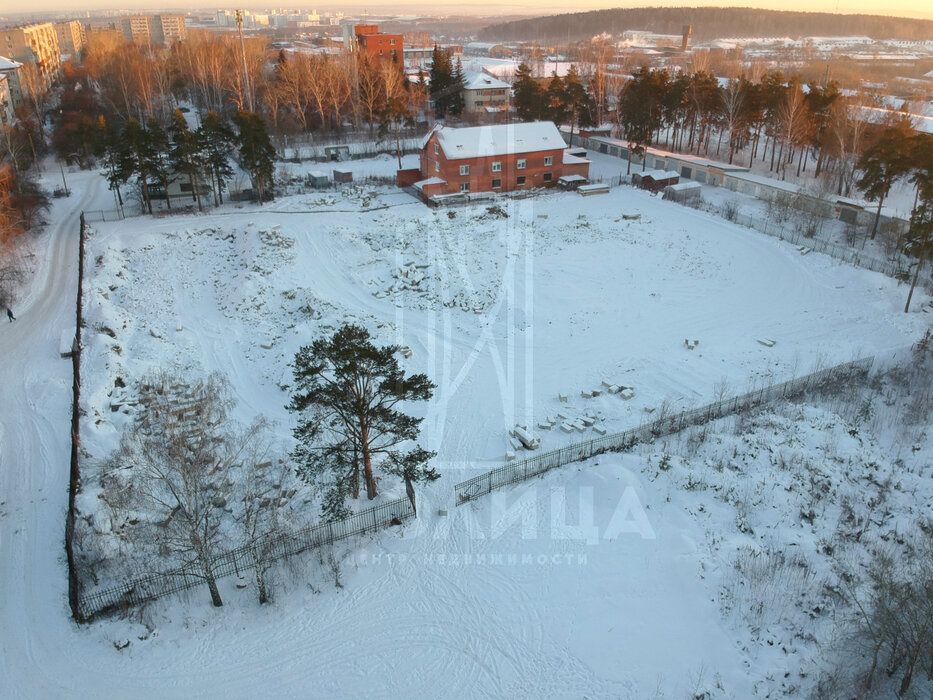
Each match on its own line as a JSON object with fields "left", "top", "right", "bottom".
{"left": 1, "top": 160, "right": 931, "bottom": 698}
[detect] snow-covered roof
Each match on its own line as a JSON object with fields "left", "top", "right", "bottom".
{"left": 562, "top": 151, "right": 590, "bottom": 165}
{"left": 558, "top": 174, "right": 587, "bottom": 183}
{"left": 665, "top": 181, "right": 701, "bottom": 191}
{"left": 414, "top": 177, "right": 446, "bottom": 190}
{"left": 462, "top": 70, "right": 509, "bottom": 91}
{"left": 432, "top": 122, "right": 564, "bottom": 161}
{"left": 0, "top": 56, "right": 22, "bottom": 71}
{"left": 637, "top": 169, "right": 680, "bottom": 181}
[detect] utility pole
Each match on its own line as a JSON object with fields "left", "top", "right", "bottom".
{"left": 235, "top": 9, "right": 254, "bottom": 113}
{"left": 59, "top": 160, "right": 69, "bottom": 197}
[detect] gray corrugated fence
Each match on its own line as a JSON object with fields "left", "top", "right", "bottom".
{"left": 454, "top": 357, "right": 873, "bottom": 505}
{"left": 77, "top": 496, "right": 415, "bottom": 620}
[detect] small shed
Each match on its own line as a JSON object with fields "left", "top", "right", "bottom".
{"left": 558, "top": 174, "right": 587, "bottom": 190}
{"left": 307, "top": 171, "right": 329, "bottom": 188}
{"left": 324, "top": 145, "right": 350, "bottom": 161}
{"left": 663, "top": 181, "right": 702, "bottom": 203}
{"left": 633, "top": 169, "right": 680, "bottom": 192}
{"left": 333, "top": 169, "right": 353, "bottom": 184}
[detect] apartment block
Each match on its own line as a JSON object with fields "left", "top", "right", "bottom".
{"left": 0, "top": 23, "right": 61, "bottom": 88}
{"left": 121, "top": 14, "right": 186, "bottom": 46}
{"left": 158, "top": 15, "right": 187, "bottom": 44}
{"left": 0, "top": 73, "right": 13, "bottom": 124}
{"left": 54, "top": 20, "right": 84, "bottom": 56}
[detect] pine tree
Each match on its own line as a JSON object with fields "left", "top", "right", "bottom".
{"left": 903, "top": 200, "right": 933, "bottom": 313}
{"left": 857, "top": 117, "right": 914, "bottom": 239}
{"left": 546, "top": 74, "right": 568, "bottom": 126}
{"left": 289, "top": 324, "right": 438, "bottom": 518}
{"left": 146, "top": 117, "right": 173, "bottom": 210}
{"left": 378, "top": 96, "right": 414, "bottom": 169}
{"left": 513, "top": 62, "right": 545, "bottom": 121}
{"left": 449, "top": 58, "right": 466, "bottom": 117}
{"left": 429, "top": 46, "right": 455, "bottom": 117}
{"left": 168, "top": 109, "right": 205, "bottom": 211}
{"left": 118, "top": 118, "right": 154, "bottom": 214}
{"left": 232, "top": 110, "right": 275, "bottom": 203}
{"left": 562, "top": 65, "right": 595, "bottom": 147}
{"left": 198, "top": 111, "right": 235, "bottom": 206}
{"left": 100, "top": 117, "right": 127, "bottom": 207}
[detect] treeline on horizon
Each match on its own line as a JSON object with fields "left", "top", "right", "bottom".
{"left": 479, "top": 7, "right": 933, "bottom": 43}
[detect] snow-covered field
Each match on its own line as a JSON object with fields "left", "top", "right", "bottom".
{"left": 1, "top": 160, "right": 931, "bottom": 698}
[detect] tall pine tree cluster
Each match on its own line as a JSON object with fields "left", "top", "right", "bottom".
{"left": 428, "top": 47, "right": 465, "bottom": 118}
{"left": 105, "top": 109, "right": 274, "bottom": 212}
{"left": 511, "top": 62, "right": 595, "bottom": 143}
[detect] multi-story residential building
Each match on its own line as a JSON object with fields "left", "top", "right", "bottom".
{"left": 0, "top": 23, "right": 61, "bottom": 88}
{"left": 462, "top": 71, "right": 510, "bottom": 115}
{"left": 121, "top": 14, "right": 187, "bottom": 46}
{"left": 121, "top": 15, "right": 154, "bottom": 44}
{"left": 0, "top": 73, "right": 13, "bottom": 124}
{"left": 158, "top": 15, "right": 187, "bottom": 44}
{"left": 404, "top": 121, "right": 590, "bottom": 197}
{"left": 0, "top": 55, "right": 22, "bottom": 105}
{"left": 54, "top": 20, "right": 84, "bottom": 56}
{"left": 350, "top": 25, "right": 403, "bottom": 62}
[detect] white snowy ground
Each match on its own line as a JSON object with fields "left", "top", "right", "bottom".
{"left": 1, "top": 160, "right": 930, "bottom": 698}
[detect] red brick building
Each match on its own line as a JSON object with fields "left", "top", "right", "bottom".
{"left": 400, "top": 121, "right": 590, "bottom": 198}
{"left": 354, "top": 25, "right": 403, "bottom": 62}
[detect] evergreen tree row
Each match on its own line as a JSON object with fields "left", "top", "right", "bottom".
{"left": 102, "top": 109, "right": 275, "bottom": 213}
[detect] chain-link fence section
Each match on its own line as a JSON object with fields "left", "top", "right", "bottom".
{"left": 77, "top": 496, "right": 415, "bottom": 620}
{"left": 454, "top": 357, "right": 873, "bottom": 505}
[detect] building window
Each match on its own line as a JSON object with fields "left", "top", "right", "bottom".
{"left": 544, "top": 156, "right": 552, "bottom": 166}
{"left": 434, "top": 143, "right": 439, "bottom": 155}
{"left": 517, "top": 159, "right": 526, "bottom": 170}
{"left": 543, "top": 172, "right": 552, "bottom": 182}
{"left": 491, "top": 161, "right": 501, "bottom": 172}
{"left": 516, "top": 176, "right": 526, "bottom": 185}
{"left": 492, "top": 178, "right": 501, "bottom": 189}
{"left": 435, "top": 161, "right": 439, "bottom": 172}
{"left": 460, "top": 164, "right": 470, "bottom": 176}
{"left": 460, "top": 182, "right": 470, "bottom": 192}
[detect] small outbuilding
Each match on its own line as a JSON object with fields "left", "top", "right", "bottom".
{"left": 333, "top": 169, "right": 353, "bottom": 184}
{"left": 324, "top": 145, "right": 351, "bottom": 161}
{"left": 307, "top": 171, "right": 329, "bottom": 188}
{"left": 558, "top": 174, "right": 587, "bottom": 190}
{"left": 663, "top": 181, "right": 702, "bottom": 203}
{"left": 632, "top": 169, "right": 680, "bottom": 192}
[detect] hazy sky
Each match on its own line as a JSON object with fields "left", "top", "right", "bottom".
{"left": 1, "top": 1, "right": 931, "bottom": 21}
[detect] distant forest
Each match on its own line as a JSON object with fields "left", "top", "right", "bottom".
{"left": 479, "top": 8, "right": 933, "bottom": 43}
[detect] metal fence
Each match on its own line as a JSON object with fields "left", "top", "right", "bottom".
{"left": 278, "top": 135, "right": 428, "bottom": 162}
{"left": 727, "top": 209, "right": 904, "bottom": 278}
{"left": 454, "top": 357, "right": 873, "bottom": 505}
{"left": 77, "top": 496, "right": 415, "bottom": 620}
{"left": 83, "top": 208, "right": 126, "bottom": 223}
